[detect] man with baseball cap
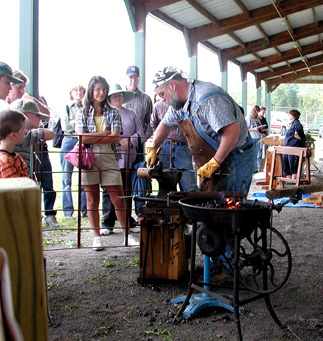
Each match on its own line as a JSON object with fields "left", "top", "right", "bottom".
{"left": 0, "top": 61, "right": 23, "bottom": 101}
{"left": 123, "top": 66, "right": 153, "bottom": 142}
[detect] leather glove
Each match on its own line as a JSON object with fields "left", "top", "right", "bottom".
{"left": 146, "top": 147, "right": 158, "bottom": 166}
{"left": 197, "top": 158, "right": 220, "bottom": 178}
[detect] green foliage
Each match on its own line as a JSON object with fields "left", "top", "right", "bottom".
{"left": 128, "top": 257, "right": 139, "bottom": 267}
{"left": 145, "top": 329, "right": 172, "bottom": 341}
{"left": 272, "top": 84, "right": 323, "bottom": 109}
{"left": 100, "top": 258, "right": 116, "bottom": 268}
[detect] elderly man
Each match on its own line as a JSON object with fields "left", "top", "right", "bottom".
{"left": 123, "top": 66, "right": 153, "bottom": 142}
{"left": 147, "top": 66, "right": 255, "bottom": 195}
{"left": 0, "top": 61, "right": 23, "bottom": 101}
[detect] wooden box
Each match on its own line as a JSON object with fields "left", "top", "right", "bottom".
{"left": 139, "top": 212, "right": 188, "bottom": 281}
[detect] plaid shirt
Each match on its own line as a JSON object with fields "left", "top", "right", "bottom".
{"left": 0, "top": 150, "right": 29, "bottom": 178}
{"left": 75, "top": 104, "right": 122, "bottom": 160}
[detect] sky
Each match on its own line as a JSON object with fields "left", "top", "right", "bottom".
{"left": 1, "top": 0, "right": 243, "bottom": 113}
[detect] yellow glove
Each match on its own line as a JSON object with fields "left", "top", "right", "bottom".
{"left": 197, "top": 158, "right": 220, "bottom": 178}
{"left": 146, "top": 147, "right": 158, "bottom": 166}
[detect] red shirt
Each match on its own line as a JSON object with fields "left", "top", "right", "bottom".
{"left": 0, "top": 150, "right": 29, "bottom": 178}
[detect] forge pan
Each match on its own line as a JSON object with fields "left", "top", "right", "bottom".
{"left": 179, "top": 197, "right": 271, "bottom": 227}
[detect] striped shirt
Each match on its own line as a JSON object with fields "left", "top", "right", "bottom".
{"left": 0, "top": 150, "right": 29, "bottom": 178}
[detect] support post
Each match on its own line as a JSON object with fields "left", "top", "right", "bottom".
{"left": 19, "top": 0, "right": 39, "bottom": 97}
{"left": 242, "top": 81, "right": 247, "bottom": 114}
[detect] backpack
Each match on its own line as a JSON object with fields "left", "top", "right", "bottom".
{"left": 52, "top": 118, "right": 64, "bottom": 148}
{"left": 52, "top": 105, "right": 69, "bottom": 148}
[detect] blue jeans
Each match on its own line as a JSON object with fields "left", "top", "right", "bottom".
{"left": 252, "top": 138, "right": 261, "bottom": 172}
{"left": 226, "top": 135, "right": 256, "bottom": 195}
{"left": 212, "top": 135, "right": 255, "bottom": 269}
{"left": 60, "top": 136, "right": 87, "bottom": 216}
{"left": 159, "top": 142, "right": 198, "bottom": 192}
{"left": 36, "top": 146, "right": 57, "bottom": 216}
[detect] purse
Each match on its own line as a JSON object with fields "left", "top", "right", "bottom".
{"left": 52, "top": 118, "right": 64, "bottom": 148}
{"left": 65, "top": 143, "right": 94, "bottom": 170}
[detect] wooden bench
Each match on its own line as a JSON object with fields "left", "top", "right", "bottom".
{"left": 268, "top": 146, "right": 311, "bottom": 190}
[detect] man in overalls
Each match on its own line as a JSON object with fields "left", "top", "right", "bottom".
{"left": 147, "top": 67, "right": 256, "bottom": 282}
{"left": 147, "top": 66, "right": 255, "bottom": 194}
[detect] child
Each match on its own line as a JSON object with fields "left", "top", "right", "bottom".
{"left": 0, "top": 109, "right": 29, "bottom": 178}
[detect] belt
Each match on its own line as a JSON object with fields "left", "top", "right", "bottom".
{"left": 232, "top": 142, "right": 254, "bottom": 155}
{"left": 163, "top": 140, "right": 187, "bottom": 146}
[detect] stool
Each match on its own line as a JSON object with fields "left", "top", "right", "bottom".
{"left": 268, "top": 146, "right": 311, "bottom": 190}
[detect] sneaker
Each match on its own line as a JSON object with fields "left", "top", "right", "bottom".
{"left": 130, "top": 227, "right": 140, "bottom": 233}
{"left": 124, "top": 234, "right": 139, "bottom": 246}
{"left": 43, "top": 215, "right": 60, "bottom": 228}
{"left": 101, "top": 228, "right": 114, "bottom": 236}
{"left": 92, "top": 236, "right": 104, "bottom": 251}
{"left": 65, "top": 215, "right": 75, "bottom": 220}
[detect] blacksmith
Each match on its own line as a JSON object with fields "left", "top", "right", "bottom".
{"left": 147, "top": 66, "right": 255, "bottom": 194}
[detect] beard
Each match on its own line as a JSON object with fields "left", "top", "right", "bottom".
{"left": 168, "top": 91, "right": 183, "bottom": 111}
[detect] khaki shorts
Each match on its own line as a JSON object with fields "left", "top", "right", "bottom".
{"left": 81, "top": 144, "right": 122, "bottom": 186}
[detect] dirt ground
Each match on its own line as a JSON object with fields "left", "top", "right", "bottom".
{"left": 44, "top": 172, "right": 323, "bottom": 341}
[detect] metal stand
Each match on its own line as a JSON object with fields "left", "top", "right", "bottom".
{"left": 171, "top": 255, "right": 236, "bottom": 318}
{"left": 174, "top": 214, "right": 287, "bottom": 341}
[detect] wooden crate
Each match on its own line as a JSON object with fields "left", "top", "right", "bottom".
{"left": 139, "top": 213, "right": 188, "bottom": 281}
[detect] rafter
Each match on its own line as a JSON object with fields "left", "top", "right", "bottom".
{"left": 192, "top": 0, "right": 322, "bottom": 42}
{"left": 256, "top": 54, "right": 323, "bottom": 82}
{"left": 283, "top": 16, "right": 294, "bottom": 35}
{"left": 274, "top": 47, "right": 282, "bottom": 57}
{"left": 233, "top": 0, "right": 250, "bottom": 18}
{"left": 222, "top": 20, "right": 323, "bottom": 61}
{"left": 185, "top": 0, "right": 220, "bottom": 27}
{"left": 150, "top": 9, "right": 185, "bottom": 32}
{"left": 312, "top": 7, "right": 318, "bottom": 27}
{"left": 256, "top": 24, "right": 270, "bottom": 42}
{"left": 268, "top": 63, "right": 323, "bottom": 88}
{"left": 144, "top": 0, "right": 181, "bottom": 13}
{"left": 242, "top": 42, "right": 323, "bottom": 74}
